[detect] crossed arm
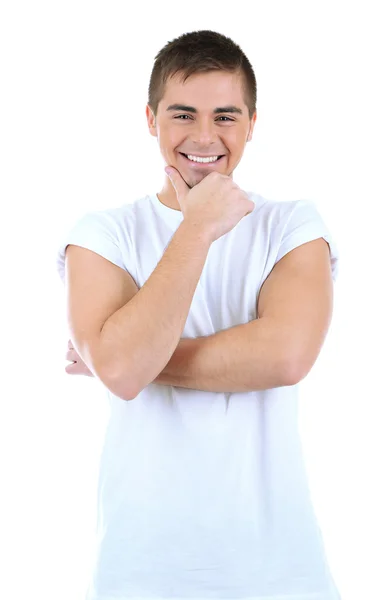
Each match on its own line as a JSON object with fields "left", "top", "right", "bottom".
{"left": 66, "top": 238, "right": 333, "bottom": 393}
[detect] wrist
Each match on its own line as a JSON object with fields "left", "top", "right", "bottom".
{"left": 153, "top": 337, "right": 200, "bottom": 386}
{"left": 178, "top": 219, "right": 214, "bottom": 248}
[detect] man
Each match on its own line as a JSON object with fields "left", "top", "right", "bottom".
{"left": 58, "top": 30, "right": 341, "bottom": 600}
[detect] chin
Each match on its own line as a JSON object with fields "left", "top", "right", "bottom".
{"left": 185, "top": 168, "right": 223, "bottom": 188}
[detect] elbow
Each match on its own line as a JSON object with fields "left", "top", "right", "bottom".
{"left": 106, "top": 375, "right": 138, "bottom": 401}
{"left": 80, "top": 338, "right": 138, "bottom": 401}
{"left": 97, "top": 364, "right": 138, "bottom": 401}
{"left": 111, "top": 383, "right": 137, "bottom": 402}
{"left": 283, "top": 352, "right": 314, "bottom": 386}
{"left": 283, "top": 363, "right": 304, "bottom": 387}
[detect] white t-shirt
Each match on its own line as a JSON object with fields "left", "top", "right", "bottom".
{"left": 57, "top": 191, "right": 341, "bottom": 600}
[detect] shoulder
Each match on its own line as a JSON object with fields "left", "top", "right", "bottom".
{"left": 245, "top": 192, "right": 327, "bottom": 235}
{"left": 56, "top": 195, "right": 151, "bottom": 283}
{"left": 246, "top": 190, "right": 315, "bottom": 218}
{"left": 72, "top": 194, "right": 156, "bottom": 234}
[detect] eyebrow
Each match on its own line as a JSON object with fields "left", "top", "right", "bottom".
{"left": 166, "top": 103, "right": 243, "bottom": 115}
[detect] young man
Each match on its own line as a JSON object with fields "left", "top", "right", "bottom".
{"left": 58, "top": 30, "right": 341, "bottom": 600}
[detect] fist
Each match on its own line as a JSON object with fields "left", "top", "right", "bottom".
{"left": 165, "top": 166, "right": 255, "bottom": 243}
{"left": 65, "top": 339, "right": 94, "bottom": 377}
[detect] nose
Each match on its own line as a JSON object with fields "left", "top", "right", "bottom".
{"left": 192, "top": 118, "right": 217, "bottom": 146}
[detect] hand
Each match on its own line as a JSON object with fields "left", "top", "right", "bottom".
{"left": 65, "top": 339, "right": 94, "bottom": 377}
{"left": 165, "top": 167, "right": 255, "bottom": 243}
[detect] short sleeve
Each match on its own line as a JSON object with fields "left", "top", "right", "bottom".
{"left": 56, "top": 210, "right": 128, "bottom": 284}
{"left": 276, "top": 200, "right": 339, "bottom": 281}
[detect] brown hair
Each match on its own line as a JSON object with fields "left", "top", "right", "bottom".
{"left": 148, "top": 30, "right": 257, "bottom": 119}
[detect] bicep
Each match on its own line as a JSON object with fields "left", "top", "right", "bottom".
{"left": 257, "top": 237, "right": 333, "bottom": 381}
{"left": 65, "top": 244, "right": 139, "bottom": 381}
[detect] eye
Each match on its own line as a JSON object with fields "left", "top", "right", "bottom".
{"left": 173, "top": 115, "right": 234, "bottom": 122}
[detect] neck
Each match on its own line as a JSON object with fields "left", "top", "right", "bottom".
{"left": 157, "top": 175, "right": 182, "bottom": 211}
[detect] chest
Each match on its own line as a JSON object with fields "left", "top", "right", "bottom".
{"left": 131, "top": 219, "right": 272, "bottom": 336}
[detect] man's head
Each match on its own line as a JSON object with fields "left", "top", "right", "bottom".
{"left": 146, "top": 30, "right": 257, "bottom": 201}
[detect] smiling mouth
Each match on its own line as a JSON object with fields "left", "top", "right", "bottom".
{"left": 179, "top": 152, "right": 225, "bottom": 164}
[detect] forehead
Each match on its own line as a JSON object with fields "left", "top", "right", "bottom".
{"left": 160, "top": 70, "right": 247, "bottom": 112}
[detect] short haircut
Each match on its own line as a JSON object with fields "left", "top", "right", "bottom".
{"left": 148, "top": 30, "right": 257, "bottom": 119}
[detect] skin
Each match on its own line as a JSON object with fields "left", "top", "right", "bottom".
{"left": 65, "top": 69, "right": 332, "bottom": 387}
{"left": 66, "top": 68, "right": 258, "bottom": 375}
{"left": 146, "top": 69, "right": 257, "bottom": 210}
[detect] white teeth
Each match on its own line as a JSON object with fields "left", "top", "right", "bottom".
{"left": 186, "top": 154, "right": 219, "bottom": 163}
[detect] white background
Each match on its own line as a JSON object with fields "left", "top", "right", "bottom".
{"left": 1, "top": 1, "right": 387, "bottom": 600}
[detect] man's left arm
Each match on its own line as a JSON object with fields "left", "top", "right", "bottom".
{"left": 154, "top": 237, "right": 333, "bottom": 392}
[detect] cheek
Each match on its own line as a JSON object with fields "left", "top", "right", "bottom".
{"left": 159, "top": 129, "right": 180, "bottom": 153}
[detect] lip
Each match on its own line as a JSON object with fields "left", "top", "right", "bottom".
{"left": 178, "top": 152, "right": 225, "bottom": 168}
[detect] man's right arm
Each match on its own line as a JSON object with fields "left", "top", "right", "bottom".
{"left": 65, "top": 221, "right": 212, "bottom": 401}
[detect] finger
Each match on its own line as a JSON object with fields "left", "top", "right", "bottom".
{"left": 165, "top": 166, "right": 189, "bottom": 203}
{"left": 65, "top": 361, "right": 93, "bottom": 377}
{"left": 65, "top": 362, "right": 77, "bottom": 375}
{"left": 66, "top": 349, "right": 77, "bottom": 361}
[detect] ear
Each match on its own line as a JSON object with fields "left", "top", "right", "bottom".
{"left": 146, "top": 104, "right": 157, "bottom": 137}
{"left": 247, "top": 110, "right": 257, "bottom": 142}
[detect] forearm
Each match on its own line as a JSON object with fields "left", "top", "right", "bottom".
{"left": 153, "top": 317, "right": 295, "bottom": 393}
{"left": 99, "top": 222, "right": 212, "bottom": 400}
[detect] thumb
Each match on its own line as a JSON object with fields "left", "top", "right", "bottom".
{"left": 165, "top": 166, "right": 189, "bottom": 203}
